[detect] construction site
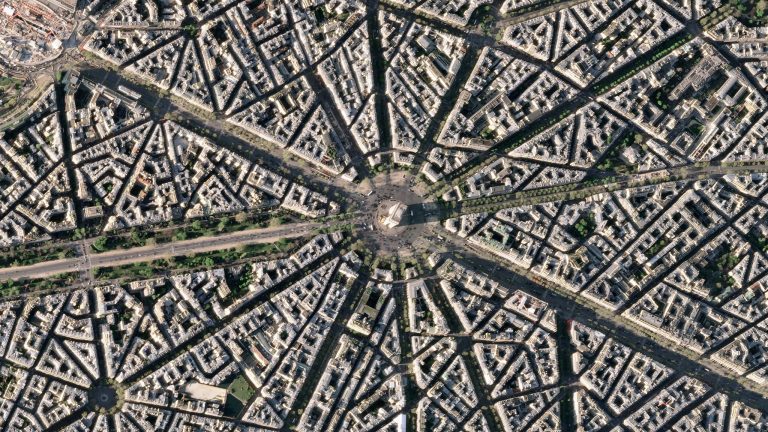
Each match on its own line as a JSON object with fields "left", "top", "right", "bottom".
{"left": 0, "top": 0, "right": 77, "bottom": 68}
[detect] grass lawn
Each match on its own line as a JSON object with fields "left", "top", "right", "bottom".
{"left": 228, "top": 375, "right": 255, "bottom": 402}
{"left": 222, "top": 374, "right": 256, "bottom": 417}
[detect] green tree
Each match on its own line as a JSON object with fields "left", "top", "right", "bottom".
{"left": 217, "top": 217, "right": 230, "bottom": 232}
{"left": 130, "top": 230, "right": 144, "bottom": 246}
{"left": 92, "top": 236, "right": 109, "bottom": 252}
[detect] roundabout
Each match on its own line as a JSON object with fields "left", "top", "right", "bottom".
{"left": 88, "top": 381, "right": 121, "bottom": 413}
{"left": 358, "top": 171, "right": 436, "bottom": 255}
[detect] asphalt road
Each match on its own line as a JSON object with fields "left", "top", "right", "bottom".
{"left": 407, "top": 161, "right": 768, "bottom": 224}
{"left": 0, "top": 221, "right": 323, "bottom": 282}
{"left": 3, "top": 2, "right": 767, "bottom": 430}
{"left": 4, "top": 160, "right": 766, "bottom": 282}
{"left": 76, "top": 63, "right": 360, "bottom": 200}
{"left": 444, "top": 234, "right": 768, "bottom": 409}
